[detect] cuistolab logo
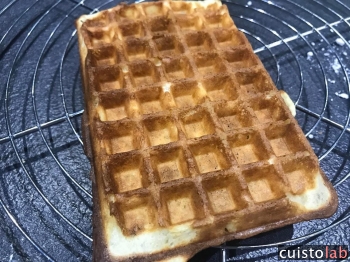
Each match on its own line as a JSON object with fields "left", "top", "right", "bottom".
{"left": 278, "top": 245, "right": 348, "bottom": 260}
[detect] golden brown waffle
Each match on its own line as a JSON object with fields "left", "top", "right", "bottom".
{"left": 76, "top": 1, "right": 338, "bottom": 261}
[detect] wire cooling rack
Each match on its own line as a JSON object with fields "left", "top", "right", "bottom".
{"left": 1, "top": 0, "right": 350, "bottom": 261}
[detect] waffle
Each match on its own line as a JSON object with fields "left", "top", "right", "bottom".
{"left": 76, "top": 1, "right": 338, "bottom": 261}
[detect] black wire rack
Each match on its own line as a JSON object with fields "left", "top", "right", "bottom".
{"left": 0, "top": 0, "right": 350, "bottom": 261}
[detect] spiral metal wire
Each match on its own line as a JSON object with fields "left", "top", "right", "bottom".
{"left": 0, "top": 0, "right": 350, "bottom": 261}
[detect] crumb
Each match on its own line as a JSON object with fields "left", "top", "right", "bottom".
{"left": 307, "top": 51, "right": 313, "bottom": 59}
{"left": 335, "top": 92, "right": 349, "bottom": 99}
{"left": 308, "top": 134, "right": 314, "bottom": 139}
{"left": 332, "top": 58, "right": 341, "bottom": 74}
{"left": 247, "top": 1, "right": 252, "bottom": 6}
{"left": 335, "top": 38, "right": 345, "bottom": 46}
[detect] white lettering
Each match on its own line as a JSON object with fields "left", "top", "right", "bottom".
{"left": 279, "top": 250, "right": 286, "bottom": 259}
{"left": 287, "top": 250, "right": 295, "bottom": 259}
{"left": 315, "top": 250, "right": 323, "bottom": 259}
{"left": 309, "top": 248, "right": 315, "bottom": 259}
{"left": 302, "top": 249, "right": 308, "bottom": 259}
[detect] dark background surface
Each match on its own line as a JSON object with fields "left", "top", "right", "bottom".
{"left": 0, "top": 0, "right": 350, "bottom": 261}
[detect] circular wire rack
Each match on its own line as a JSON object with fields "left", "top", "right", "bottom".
{"left": 0, "top": 0, "right": 350, "bottom": 261}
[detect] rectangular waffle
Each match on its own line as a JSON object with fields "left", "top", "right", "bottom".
{"left": 76, "top": 1, "right": 338, "bottom": 261}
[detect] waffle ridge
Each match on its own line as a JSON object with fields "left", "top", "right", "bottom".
{"left": 76, "top": 1, "right": 338, "bottom": 261}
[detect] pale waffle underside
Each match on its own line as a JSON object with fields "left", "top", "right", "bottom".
{"left": 76, "top": 1, "right": 337, "bottom": 261}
